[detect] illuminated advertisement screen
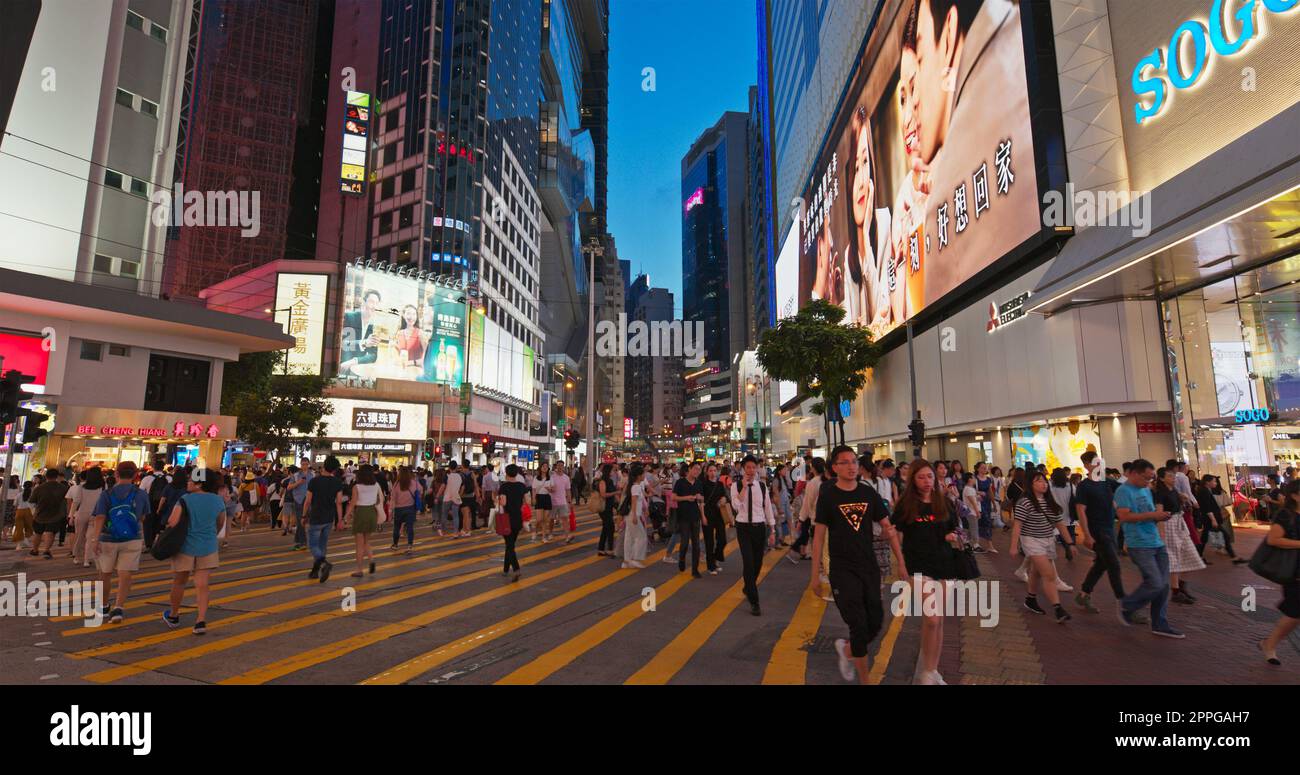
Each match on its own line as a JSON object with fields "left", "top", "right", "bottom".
{"left": 799, "top": 0, "right": 1044, "bottom": 339}
{"left": 340, "top": 91, "right": 370, "bottom": 194}
{"left": 338, "top": 265, "right": 466, "bottom": 386}
{"left": 273, "top": 273, "right": 328, "bottom": 375}
{"left": 774, "top": 227, "right": 799, "bottom": 407}
{"left": 0, "top": 330, "right": 51, "bottom": 392}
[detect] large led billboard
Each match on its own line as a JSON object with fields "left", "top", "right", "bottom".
{"left": 340, "top": 91, "right": 370, "bottom": 194}
{"left": 773, "top": 226, "right": 799, "bottom": 407}
{"left": 338, "top": 265, "right": 466, "bottom": 386}
{"left": 798, "top": 0, "right": 1048, "bottom": 340}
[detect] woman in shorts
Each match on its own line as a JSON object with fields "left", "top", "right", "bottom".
{"left": 162, "top": 468, "right": 226, "bottom": 635}
{"left": 1011, "top": 471, "right": 1076, "bottom": 624}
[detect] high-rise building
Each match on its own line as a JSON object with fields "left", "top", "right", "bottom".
{"left": 747, "top": 83, "right": 775, "bottom": 345}
{"left": 0, "top": 1, "right": 292, "bottom": 480}
{"left": 763, "top": 0, "right": 879, "bottom": 239}
{"left": 163, "top": 0, "right": 326, "bottom": 299}
{"left": 626, "top": 275, "right": 683, "bottom": 443}
{"left": 681, "top": 111, "right": 749, "bottom": 444}
{"left": 594, "top": 239, "right": 625, "bottom": 445}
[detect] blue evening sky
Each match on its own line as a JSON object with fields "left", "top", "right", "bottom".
{"left": 607, "top": 0, "right": 758, "bottom": 312}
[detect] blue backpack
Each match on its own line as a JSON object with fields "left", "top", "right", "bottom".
{"left": 107, "top": 486, "right": 142, "bottom": 541}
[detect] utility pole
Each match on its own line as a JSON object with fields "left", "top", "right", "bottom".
{"left": 585, "top": 239, "right": 603, "bottom": 477}
{"left": 906, "top": 320, "right": 924, "bottom": 461}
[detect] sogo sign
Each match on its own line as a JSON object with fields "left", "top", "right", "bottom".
{"left": 1132, "top": 0, "right": 1298, "bottom": 124}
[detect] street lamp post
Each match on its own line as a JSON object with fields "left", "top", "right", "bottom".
{"left": 584, "top": 239, "right": 604, "bottom": 475}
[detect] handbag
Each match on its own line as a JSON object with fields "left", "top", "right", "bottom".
{"left": 493, "top": 507, "right": 511, "bottom": 536}
{"left": 150, "top": 499, "right": 190, "bottom": 561}
{"left": 949, "top": 519, "right": 980, "bottom": 580}
{"left": 719, "top": 499, "right": 735, "bottom": 527}
{"left": 1249, "top": 513, "right": 1300, "bottom": 583}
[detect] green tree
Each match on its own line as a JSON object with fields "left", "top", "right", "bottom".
{"left": 220, "top": 351, "right": 333, "bottom": 457}
{"left": 756, "top": 299, "right": 879, "bottom": 448}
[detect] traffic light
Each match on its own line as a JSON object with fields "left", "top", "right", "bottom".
{"left": 564, "top": 427, "right": 581, "bottom": 450}
{"left": 435, "top": 444, "right": 444, "bottom": 457}
{"left": 0, "top": 370, "right": 36, "bottom": 426}
{"left": 19, "top": 407, "right": 48, "bottom": 444}
{"left": 482, "top": 434, "right": 495, "bottom": 456}
{"left": 908, "top": 414, "right": 926, "bottom": 451}
{"left": 423, "top": 438, "right": 435, "bottom": 460}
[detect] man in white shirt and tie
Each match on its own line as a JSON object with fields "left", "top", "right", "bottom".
{"left": 730, "top": 454, "right": 776, "bottom": 616}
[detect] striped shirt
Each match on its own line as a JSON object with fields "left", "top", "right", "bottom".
{"left": 1013, "top": 496, "right": 1062, "bottom": 538}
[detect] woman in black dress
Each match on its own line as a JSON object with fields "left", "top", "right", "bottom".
{"left": 892, "top": 458, "right": 963, "bottom": 686}
{"left": 495, "top": 464, "right": 530, "bottom": 582}
{"left": 595, "top": 464, "right": 617, "bottom": 557}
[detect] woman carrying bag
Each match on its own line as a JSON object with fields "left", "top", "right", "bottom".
{"left": 1259, "top": 480, "right": 1300, "bottom": 665}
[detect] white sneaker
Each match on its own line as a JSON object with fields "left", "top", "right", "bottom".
{"left": 662, "top": 555, "right": 675, "bottom": 564}
{"left": 1014, "top": 568, "right": 1029, "bottom": 583}
{"left": 915, "top": 669, "right": 946, "bottom": 686}
{"left": 1055, "top": 577, "right": 1073, "bottom": 592}
{"left": 628, "top": 560, "right": 645, "bottom": 569}
{"left": 834, "top": 638, "right": 857, "bottom": 682}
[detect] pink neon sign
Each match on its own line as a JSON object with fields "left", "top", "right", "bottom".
{"left": 684, "top": 187, "right": 704, "bottom": 213}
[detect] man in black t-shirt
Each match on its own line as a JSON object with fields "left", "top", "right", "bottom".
{"left": 1074, "top": 451, "right": 1125, "bottom": 613}
{"left": 810, "top": 446, "right": 900, "bottom": 685}
{"left": 302, "top": 457, "right": 344, "bottom": 582}
{"left": 672, "top": 463, "right": 705, "bottom": 577}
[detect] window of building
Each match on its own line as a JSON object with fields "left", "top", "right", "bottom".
{"left": 149, "top": 23, "right": 168, "bottom": 43}
{"left": 378, "top": 212, "right": 392, "bottom": 234}
{"left": 118, "top": 259, "right": 139, "bottom": 278}
{"left": 140, "top": 98, "right": 158, "bottom": 118}
{"left": 104, "top": 169, "right": 124, "bottom": 190}
{"left": 401, "top": 168, "right": 416, "bottom": 193}
{"left": 126, "top": 10, "right": 145, "bottom": 31}
{"left": 381, "top": 178, "right": 395, "bottom": 199}
{"left": 144, "top": 354, "right": 210, "bottom": 414}
{"left": 80, "top": 341, "right": 103, "bottom": 361}
{"left": 108, "top": 344, "right": 130, "bottom": 357}
{"left": 115, "top": 88, "right": 134, "bottom": 108}
{"left": 93, "top": 254, "right": 113, "bottom": 273}
{"left": 129, "top": 178, "right": 148, "bottom": 197}
{"left": 385, "top": 110, "right": 399, "bottom": 132}
{"left": 399, "top": 204, "right": 413, "bottom": 229}
{"left": 383, "top": 144, "right": 397, "bottom": 166}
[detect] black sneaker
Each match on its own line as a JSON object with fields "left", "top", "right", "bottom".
{"left": 109, "top": 608, "right": 124, "bottom": 624}
{"left": 161, "top": 610, "right": 180, "bottom": 628}
{"left": 691, "top": 570, "right": 702, "bottom": 579}
{"left": 369, "top": 561, "right": 376, "bottom": 575}
{"left": 1023, "top": 596, "right": 1046, "bottom": 615}
{"left": 319, "top": 560, "right": 333, "bottom": 583}
{"left": 308, "top": 559, "right": 321, "bottom": 579}
{"left": 750, "top": 602, "right": 761, "bottom": 616}
{"left": 192, "top": 621, "right": 207, "bottom": 635}
{"left": 1054, "top": 605, "right": 1072, "bottom": 624}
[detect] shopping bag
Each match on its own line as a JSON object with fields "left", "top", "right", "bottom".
{"left": 494, "top": 508, "right": 511, "bottom": 536}
{"left": 569, "top": 507, "right": 577, "bottom": 532}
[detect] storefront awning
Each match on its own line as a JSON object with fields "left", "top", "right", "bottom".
{"left": 1031, "top": 102, "right": 1300, "bottom": 316}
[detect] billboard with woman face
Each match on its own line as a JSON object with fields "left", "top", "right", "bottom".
{"left": 799, "top": 0, "right": 1051, "bottom": 339}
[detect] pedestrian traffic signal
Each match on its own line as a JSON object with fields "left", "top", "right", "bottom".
{"left": 564, "top": 427, "right": 581, "bottom": 450}
{"left": 908, "top": 415, "right": 926, "bottom": 449}
{"left": 0, "top": 370, "right": 37, "bottom": 426}
{"left": 482, "top": 434, "right": 495, "bottom": 456}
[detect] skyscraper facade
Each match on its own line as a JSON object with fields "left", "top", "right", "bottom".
{"left": 681, "top": 111, "right": 749, "bottom": 443}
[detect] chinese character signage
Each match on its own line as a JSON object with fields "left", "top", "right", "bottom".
{"left": 337, "top": 264, "right": 466, "bottom": 386}
{"left": 351, "top": 408, "right": 402, "bottom": 431}
{"left": 274, "top": 273, "right": 328, "bottom": 375}
{"left": 797, "top": 0, "right": 1046, "bottom": 340}
{"left": 340, "top": 91, "right": 370, "bottom": 194}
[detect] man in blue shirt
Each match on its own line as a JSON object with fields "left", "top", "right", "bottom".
{"left": 1113, "top": 459, "right": 1183, "bottom": 638}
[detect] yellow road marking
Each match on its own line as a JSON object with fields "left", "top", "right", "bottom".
{"left": 81, "top": 538, "right": 599, "bottom": 682}
{"left": 495, "top": 560, "right": 700, "bottom": 684}
{"left": 761, "top": 585, "right": 827, "bottom": 685}
{"left": 624, "top": 548, "right": 786, "bottom": 685}
{"left": 233, "top": 547, "right": 649, "bottom": 685}
{"left": 70, "top": 525, "right": 600, "bottom": 658}
{"left": 866, "top": 607, "right": 904, "bottom": 685}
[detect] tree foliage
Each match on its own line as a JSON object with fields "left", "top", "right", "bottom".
{"left": 756, "top": 299, "right": 879, "bottom": 441}
{"left": 220, "top": 350, "right": 333, "bottom": 454}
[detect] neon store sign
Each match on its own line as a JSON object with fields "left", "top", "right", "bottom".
{"left": 76, "top": 422, "right": 222, "bottom": 439}
{"left": 1132, "top": 0, "right": 1298, "bottom": 124}
{"left": 684, "top": 187, "right": 704, "bottom": 213}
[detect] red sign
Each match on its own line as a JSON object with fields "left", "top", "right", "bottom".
{"left": 0, "top": 331, "right": 51, "bottom": 391}
{"left": 1137, "top": 423, "right": 1172, "bottom": 434}
{"left": 77, "top": 422, "right": 221, "bottom": 439}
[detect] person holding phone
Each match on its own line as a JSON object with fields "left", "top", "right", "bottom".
{"left": 1113, "top": 459, "right": 1183, "bottom": 639}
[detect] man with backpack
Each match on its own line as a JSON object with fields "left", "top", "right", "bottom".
{"left": 141, "top": 467, "right": 170, "bottom": 549}
{"left": 90, "top": 461, "right": 151, "bottom": 624}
